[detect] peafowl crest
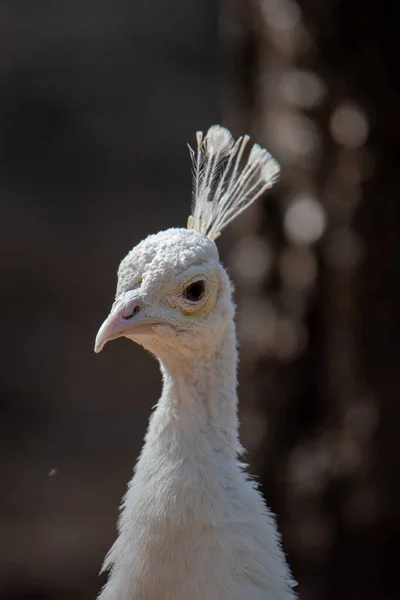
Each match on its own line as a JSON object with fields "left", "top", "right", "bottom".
{"left": 187, "top": 125, "right": 280, "bottom": 240}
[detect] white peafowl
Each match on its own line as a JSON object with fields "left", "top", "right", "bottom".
{"left": 94, "top": 125, "right": 297, "bottom": 600}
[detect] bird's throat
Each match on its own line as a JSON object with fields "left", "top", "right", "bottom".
{"left": 153, "top": 322, "right": 241, "bottom": 458}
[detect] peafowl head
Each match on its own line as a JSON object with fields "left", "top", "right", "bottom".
{"left": 95, "top": 126, "right": 280, "bottom": 359}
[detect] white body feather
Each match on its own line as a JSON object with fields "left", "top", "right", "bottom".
{"left": 98, "top": 320, "right": 295, "bottom": 600}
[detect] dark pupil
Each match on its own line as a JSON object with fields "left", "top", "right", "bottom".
{"left": 184, "top": 280, "right": 205, "bottom": 301}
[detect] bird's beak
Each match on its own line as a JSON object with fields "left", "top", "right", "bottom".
{"left": 94, "top": 291, "right": 159, "bottom": 353}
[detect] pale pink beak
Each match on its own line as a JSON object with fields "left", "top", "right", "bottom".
{"left": 94, "top": 290, "right": 158, "bottom": 353}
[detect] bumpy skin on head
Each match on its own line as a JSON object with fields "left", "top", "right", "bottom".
{"left": 117, "top": 228, "right": 219, "bottom": 299}
{"left": 95, "top": 228, "right": 235, "bottom": 358}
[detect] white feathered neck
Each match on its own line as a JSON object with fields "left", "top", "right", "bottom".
{"left": 98, "top": 320, "right": 295, "bottom": 600}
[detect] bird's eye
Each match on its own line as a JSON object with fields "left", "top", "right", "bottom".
{"left": 183, "top": 280, "right": 206, "bottom": 302}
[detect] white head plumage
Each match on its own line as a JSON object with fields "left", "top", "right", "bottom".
{"left": 187, "top": 125, "right": 280, "bottom": 240}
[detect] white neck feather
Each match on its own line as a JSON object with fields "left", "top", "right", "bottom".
{"left": 98, "top": 321, "right": 295, "bottom": 600}
{"left": 154, "top": 321, "right": 241, "bottom": 459}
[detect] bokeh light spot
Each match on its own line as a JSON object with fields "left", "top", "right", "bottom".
{"left": 284, "top": 194, "right": 327, "bottom": 245}
{"left": 330, "top": 103, "right": 369, "bottom": 148}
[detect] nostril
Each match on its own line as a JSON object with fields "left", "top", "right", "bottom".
{"left": 123, "top": 304, "right": 141, "bottom": 320}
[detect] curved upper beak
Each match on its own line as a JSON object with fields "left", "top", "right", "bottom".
{"left": 94, "top": 291, "right": 157, "bottom": 353}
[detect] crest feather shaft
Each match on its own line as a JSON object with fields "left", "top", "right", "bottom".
{"left": 187, "top": 125, "right": 280, "bottom": 240}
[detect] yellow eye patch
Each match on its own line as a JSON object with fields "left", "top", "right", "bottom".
{"left": 181, "top": 284, "right": 218, "bottom": 318}
{"left": 160, "top": 272, "right": 219, "bottom": 317}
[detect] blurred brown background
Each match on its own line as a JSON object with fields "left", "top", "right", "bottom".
{"left": 1, "top": 1, "right": 399, "bottom": 599}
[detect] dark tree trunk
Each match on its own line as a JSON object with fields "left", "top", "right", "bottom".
{"left": 224, "top": 1, "right": 400, "bottom": 598}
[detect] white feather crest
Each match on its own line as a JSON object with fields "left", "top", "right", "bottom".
{"left": 187, "top": 125, "right": 280, "bottom": 240}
